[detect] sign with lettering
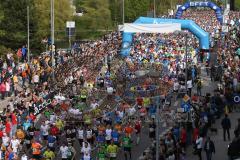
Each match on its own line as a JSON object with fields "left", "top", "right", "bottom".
{"left": 33, "top": 91, "right": 55, "bottom": 116}
{"left": 189, "top": 2, "right": 209, "bottom": 7}
{"left": 33, "top": 99, "right": 52, "bottom": 116}
{"left": 175, "top": 1, "right": 223, "bottom": 24}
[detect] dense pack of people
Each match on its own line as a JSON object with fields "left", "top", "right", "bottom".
{"left": 0, "top": 4, "right": 239, "bottom": 160}
{"left": 182, "top": 9, "right": 221, "bottom": 36}
{"left": 0, "top": 32, "right": 125, "bottom": 160}
{"left": 137, "top": 8, "right": 240, "bottom": 160}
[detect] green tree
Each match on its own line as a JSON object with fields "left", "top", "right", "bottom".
{"left": 74, "top": 0, "right": 112, "bottom": 39}
{"left": 0, "top": 0, "right": 73, "bottom": 54}
{"left": 125, "top": 0, "right": 151, "bottom": 22}
{"left": 109, "top": 0, "right": 122, "bottom": 26}
{"left": 33, "top": 0, "right": 73, "bottom": 41}
{"left": 236, "top": 0, "right": 240, "bottom": 10}
{"left": 0, "top": 0, "right": 30, "bottom": 50}
{"left": 76, "top": 0, "right": 112, "bottom": 30}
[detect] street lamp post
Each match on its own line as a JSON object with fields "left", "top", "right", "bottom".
{"left": 185, "top": 34, "right": 188, "bottom": 93}
{"left": 27, "top": 5, "right": 30, "bottom": 64}
{"left": 155, "top": 96, "right": 160, "bottom": 160}
{"left": 154, "top": 0, "right": 156, "bottom": 18}
{"left": 51, "top": 0, "right": 55, "bottom": 80}
{"left": 122, "top": 0, "right": 125, "bottom": 24}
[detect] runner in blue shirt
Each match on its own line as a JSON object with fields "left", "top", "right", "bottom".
{"left": 149, "top": 104, "right": 156, "bottom": 118}
{"left": 111, "top": 129, "right": 120, "bottom": 146}
{"left": 47, "top": 134, "right": 56, "bottom": 151}
{"left": 22, "top": 120, "right": 31, "bottom": 131}
{"left": 96, "top": 133, "right": 105, "bottom": 146}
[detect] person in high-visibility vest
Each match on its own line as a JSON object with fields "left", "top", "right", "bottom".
{"left": 80, "top": 88, "right": 88, "bottom": 103}
{"left": 43, "top": 147, "right": 55, "bottom": 160}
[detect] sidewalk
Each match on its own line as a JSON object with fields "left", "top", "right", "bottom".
{"left": 187, "top": 112, "right": 239, "bottom": 160}
{"left": 186, "top": 66, "right": 239, "bottom": 160}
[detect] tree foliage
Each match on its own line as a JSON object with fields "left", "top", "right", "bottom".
{"left": 75, "top": 0, "right": 112, "bottom": 30}
{"left": 33, "top": 0, "right": 73, "bottom": 39}
{"left": 3, "top": 0, "right": 238, "bottom": 52}
{"left": 0, "top": 0, "right": 73, "bottom": 54}
{"left": 0, "top": 0, "right": 29, "bottom": 50}
{"left": 236, "top": 0, "right": 240, "bottom": 10}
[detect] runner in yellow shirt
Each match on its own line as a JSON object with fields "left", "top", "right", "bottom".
{"left": 106, "top": 141, "right": 118, "bottom": 160}
{"left": 56, "top": 118, "right": 64, "bottom": 131}
{"left": 43, "top": 148, "right": 55, "bottom": 160}
{"left": 143, "top": 97, "right": 150, "bottom": 107}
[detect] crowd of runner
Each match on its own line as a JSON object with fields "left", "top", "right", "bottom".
{"left": 137, "top": 9, "right": 240, "bottom": 160}
{"left": 0, "top": 5, "right": 239, "bottom": 160}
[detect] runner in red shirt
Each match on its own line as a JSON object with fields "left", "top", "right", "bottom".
{"left": 136, "top": 96, "right": 143, "bottom": 107}
{"left": 11, "top": 112, "right": 18, "bottom": 137}
{"left": 180, "top": 127, "right": 187, "bottom": 153}
{"left": 5, "top": 119, "right": 11, "bottom": 136}
{"left": 124, "top": 123, "right": 134, "bottom": 137}
{"left": 139, "top": 107, "right": 147, "bottom": 124}
{"left": 0, "top": 130, "right": 3, "bottom": 139}
{"left": 134, "top": 119, "right": 141, "bottom": 145}
{"left": 50, "top": 123, "right": 60, "bottom": 142}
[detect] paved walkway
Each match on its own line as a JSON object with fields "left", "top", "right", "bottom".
{"left": 185, "top": 66, "right": 239, "bottom": 160}
{"left": 187, "top": 112, "right": 239, "bottom": 160}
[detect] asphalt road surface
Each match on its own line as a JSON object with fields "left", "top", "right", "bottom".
{"left": 114, "top": 65, "right": 221, "bottom": 160}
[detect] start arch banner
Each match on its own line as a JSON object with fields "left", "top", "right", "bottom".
{"left": 120, "top": 23, "right": 181, "bottom": 33}
{"left": 175, "top": 1, "right": 223, "bottom": 24}
{"left": 120, "top": 17, "right": 210, "bottom": 57}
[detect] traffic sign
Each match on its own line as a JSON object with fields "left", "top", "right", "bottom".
{"left": 233, "top": 94, "right": 240, "bottom": 104}
{"left": 66, "top": 21, "right": 75, "bottom": 28}
{"left": 183, "top": 94, "right": 190, "bottom": 102}
{"left": 181, "top": 102, "right": 191, "bottom": 112}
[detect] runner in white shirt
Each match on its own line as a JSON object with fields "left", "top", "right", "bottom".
{"left": 90, "top": 100, "right": 99, "bottom": 110}
{"left": 81, "top": 142, "right": 91, "bottom": 160}
{"left": 196, "top": 136, "right": 203, "bottom": 160}
{"left": 77, "top": 127, "right": 84, "bottom": 146}
{"left": 2, "top": 133, "right": 9, "bottom": 147}
{"left": 187, "top": 79, "right": 193, "bottom": 96}
{"left": 105, "top": 126, "right": 112, "bottom": 144}
{"left": 60, "top": 144, "right": 69, "bottom": 159}
{"left": 49, "top": 114, "right": 56, "bottom": 124}
{"left": 86, "top": 128, "right": 93, "bottom": 144}
{"left": 40, "top": 122, "right": 49, "bottom": 142}
{"left": 21, "top": 154, "right": 28, "bottom": 160}
{"left": 173, "top": 80, "right": 179, "bottom": 92}
{"left": 33, "top": 74, "right": 39, "bottom": 85}
{"left": 127, "top": 107, "right": 136, "bottom": 117}
{"left": 10, "top": 136, "right": 20, "bottom": 153}
{"left": 117, "top": 110, "right": 124, "bottom": 120}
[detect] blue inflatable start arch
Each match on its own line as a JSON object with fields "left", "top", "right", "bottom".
{"left": 175, "top": 1, "right": 223, "bottom": 24}
{"left": 121, "top": 17, "right": 210, "bottom": 57}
